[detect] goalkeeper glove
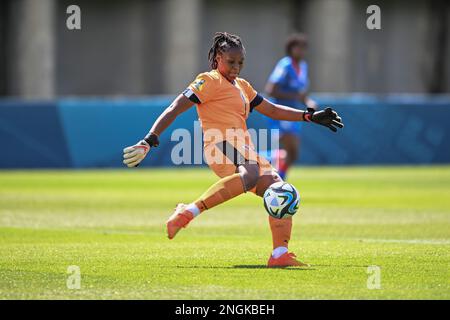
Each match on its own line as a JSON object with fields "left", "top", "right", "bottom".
{"left": 303, "top": 107, "right": 344, "bottom": 132}
{"left": 122, "top": 133, "right": 159, "bottom": 168}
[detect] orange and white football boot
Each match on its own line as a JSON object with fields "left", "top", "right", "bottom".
{"left": 267, "top": 252, "right": 310, "bottom": 268}
{"left": 166, "top": 203, "right": 194, "bottom": 240}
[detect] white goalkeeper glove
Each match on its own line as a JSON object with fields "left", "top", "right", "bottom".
{"left": 123, "top": 133, "right": 159, "bottom": 168}
{"left": 122, "top": 140, "right": 150, "bottom": 168}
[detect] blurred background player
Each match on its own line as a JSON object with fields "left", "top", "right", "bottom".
{"left": 265, "top": 33, "right": 319, "bottom": 180}
{"left": 123, "top": 32, "right": 343, "bottom": 268}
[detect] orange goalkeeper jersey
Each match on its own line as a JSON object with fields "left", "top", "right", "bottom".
{"left": 183, "top": 69, "right": 261, "bottom": 136}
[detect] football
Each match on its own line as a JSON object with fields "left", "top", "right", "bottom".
{"left": 263, "top": 181, "right": 300, "bottom": 219}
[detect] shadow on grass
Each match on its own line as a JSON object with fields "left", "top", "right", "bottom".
{"left": 175, "top": 265, "right": 315, "bottom": 270}
{"left": 312, "top": 264, "right": 370, "bottom": 268}
{"left": 175, "top": 264, "right": 370, "bottom": 270}
{"left": 233, "top": 265, "right": 315, "bottom": 271}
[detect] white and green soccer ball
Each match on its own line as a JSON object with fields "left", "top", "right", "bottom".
{"left": 263, "top": 182, "right": 300, "bottom": 219}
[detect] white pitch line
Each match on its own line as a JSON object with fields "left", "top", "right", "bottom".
{"left": 358, "top": 238, "right": 450, "bottom": 245}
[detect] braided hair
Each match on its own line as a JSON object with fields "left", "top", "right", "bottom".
{"left": 208, "top": 32, "right": 245, "bottom": 69}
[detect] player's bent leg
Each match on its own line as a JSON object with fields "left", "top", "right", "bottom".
{"left": 166, "top": 173, "right": 246, "bottom": 239}
{"left": 166, "top": 164, "right": 259, "bottom": 240}
{"left": 255, "top": 171, "right": 283, "bottom": 197}
{"left": 195, "top": 162, "right": 260, "bottom": 212}
{"left": 237, "top": 163, "right": 260, "bottom": 191}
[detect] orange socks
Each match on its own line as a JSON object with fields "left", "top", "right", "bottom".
{"left": 194, "top": 173, "right": 246, "bottom": 213}
{"left": 268, "top": 216, "right": 292, "bottom": 249}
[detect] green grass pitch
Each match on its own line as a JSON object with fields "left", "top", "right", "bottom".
{"left": 0, "top": 166, "right": 449, "bottom": 299}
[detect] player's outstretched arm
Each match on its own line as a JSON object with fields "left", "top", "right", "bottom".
{"left": 254, "top": 98, "right": 344, "bottom": 132}
{"left": 123, "top": 94, "right": 195, "bottom": 167}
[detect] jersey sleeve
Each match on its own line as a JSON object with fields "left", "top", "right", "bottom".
{"left": 238, "top": 78, "right": 258, "bottom": 102}
{"left": 238, "top": 78, "right": 264, "bottom": 113}
{"left": 184, "top": 73, "right": 216, "bottom": 104}
{"left": 268, "top": 60, "right": 288, "bottom": 85}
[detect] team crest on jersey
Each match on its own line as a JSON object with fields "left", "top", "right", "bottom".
{"left": 192, "top": 79, "right": 205, "bottom": 91}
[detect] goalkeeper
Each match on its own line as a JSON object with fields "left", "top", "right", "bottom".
{"left": 123, "top": 32, "right": 344, "bottom": 267}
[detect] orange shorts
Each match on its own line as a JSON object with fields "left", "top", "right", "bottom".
{"left": 203, "top": 131, "right": 275, "bottom": 193}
